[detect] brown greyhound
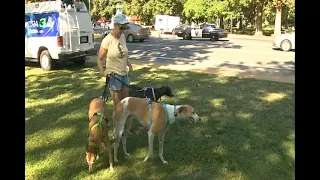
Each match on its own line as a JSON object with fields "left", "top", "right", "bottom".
{"left": 86, "top": 97, "right": 114, "bottom": 173}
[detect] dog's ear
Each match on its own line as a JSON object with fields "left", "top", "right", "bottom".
{"left": 178, "top": 106, "right": 188, "bottom": 114}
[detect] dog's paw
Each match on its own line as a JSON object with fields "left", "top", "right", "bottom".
{"left": 109, "top": 167, "right": 114, "bottom": 173}
{"left": 125, "top": 153, "right": 131, "bottom": 157}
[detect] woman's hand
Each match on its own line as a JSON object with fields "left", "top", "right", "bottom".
{"left": 128, "top": 67, "right": 133, "bottom": 77}
{"left": 100, "top": 70, "right": 109, "bottom": 77}
{"left": 127, "top": 61, "right": 133, "bottom": 77}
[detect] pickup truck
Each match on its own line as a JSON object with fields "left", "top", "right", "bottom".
{"left": 177, "top": 23, "right": 228, "bottom": 41}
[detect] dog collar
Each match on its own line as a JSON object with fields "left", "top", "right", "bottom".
{"left": 88, "top": 141, "right": 99, "bottom": 148}
{"left": 173, "top": 105, "right": 178, "bottom": 121}
{"left": 148, "top": 100, "right": 153, "bottom": 125}
{"left": 162, "top": 104, "right": 178, "bottom": 126}
{"left": 163, "top": 104, "right": 170, "bottom": 126}
{"left": 90, "top": 112, "right": 105, "bottom": 132}
{"left": 88, "top": 112, "right": 106, "bottom": 151}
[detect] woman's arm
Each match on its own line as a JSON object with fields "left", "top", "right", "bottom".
{"left": 97, "top": 36, "right": 110, "bottom": 77}
{"left": 97, "top": 47, "right": 107, "bottom": 76}
{"left": 127, "top": 56, "right": 133, "bottom": 73}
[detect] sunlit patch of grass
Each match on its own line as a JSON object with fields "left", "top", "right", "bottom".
{"left": 26, "top": 127, "right": 75, "bottom": 153}
{"left": 213, "top": 76, "right": 230, "bottom": 84}
{"left": 261, "top": 92, "right": 287, "bottom": 102}
{"left": 211, "top": 98, "right": 227, "bottom": 110}
{"left": 94, "top": 33, "right": 102, "bottom": 39}
{"left": 265, "top": 153, "right": 281, "bottom": 164}
{"left": 282, "top": 137, "right": 295, "bottom": 159}
{"left": 236, "top": 111, "right": 253, "bottom": 120}
{"left": 26, "top": 92, "right": 82, "bottom": 107}
{"left": 175, "top": 89, "right": 192, "bottom": 96}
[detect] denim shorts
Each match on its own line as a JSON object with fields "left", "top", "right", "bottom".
{"left": 108, "top": 73, "right": 130, "bottom": 91}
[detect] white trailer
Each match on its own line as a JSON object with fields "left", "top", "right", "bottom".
{"left": 154, "top": 14, "right": 180, "bottom": 33}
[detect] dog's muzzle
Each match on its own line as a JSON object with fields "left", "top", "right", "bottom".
{"left": 88, "top": 164, "right": 93, "bottom": 172}
{"left": 188, "top": 116, "right": 201, "bottom": 124}
{"left": 188, "top": 117, "right": 195, "bottom": 124}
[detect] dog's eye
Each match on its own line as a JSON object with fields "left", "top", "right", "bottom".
{"left": 192, "top": 111, "right": 195, "bottom": 114}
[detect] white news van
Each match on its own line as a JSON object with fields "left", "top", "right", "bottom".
{"left": 25, "top": 0, "right": 95, "bottom": 71}
{"left": 154, "top": 14, "right": 180, "bottom": 33}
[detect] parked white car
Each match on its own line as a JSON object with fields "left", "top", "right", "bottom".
{"left": 272, "top": 32, "right": 295, "bottom": 52}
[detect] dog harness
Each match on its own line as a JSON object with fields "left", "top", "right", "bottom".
{"left": 148, "top": 100, "right": 178, "bottom": 128}
{"left": 88, "top": 112, "right": 106, "bottom": 149}
{"left": 138, "top": 87, "right": 156, "bottom": 101}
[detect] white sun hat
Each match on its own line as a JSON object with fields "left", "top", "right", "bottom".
{"left": 113, "top": 13, "right": 129, "bottom": 25}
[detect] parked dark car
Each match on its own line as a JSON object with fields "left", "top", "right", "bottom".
{"left": 103, "top": 23, "right": 149, "bottom": 43}
{"left": 172, "top": 24, "right": 189, "bottom": 35}
{"left": 177, "top": 23, "right": 228, "bottom": 41}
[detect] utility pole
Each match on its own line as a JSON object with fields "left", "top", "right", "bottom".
{"left": 89, "top": 0, "right": 91, "bottom": 13}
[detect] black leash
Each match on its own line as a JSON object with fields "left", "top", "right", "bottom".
{"left": 100, "top": 73, "right": 132, "bottom": 101}
{"left": 101, "top": 75, "right": 109, "bottom": 101}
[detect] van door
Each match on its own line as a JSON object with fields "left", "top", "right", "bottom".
{"left": 60, "top": 11, "right": 94, "bottom": 52}
{"left": 76, "top": 12, "right": 94, "bottom": 51}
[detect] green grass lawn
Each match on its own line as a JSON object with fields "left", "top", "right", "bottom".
{"left": 25, "top": 62, "right": 295, "bottom": 180}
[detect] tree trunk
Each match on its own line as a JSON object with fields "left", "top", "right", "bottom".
{"left": 274, "top": 4, "right": 282, "bottom": 35}
{"left": 239, "top": 16, "right": 243, "bottom": 30}
{"left": 285, "top": 17, "right": 289, "bottom": 29}
{"left": 230, "top": 18, "right": 233, "bottom": 33}
{"left": 220, "top": 16, "right": 224, "bottom": 29}
{"left": 254, "top": 3, "right": 263, "bottom": 36}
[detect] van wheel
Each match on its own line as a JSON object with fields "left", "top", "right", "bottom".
{"left": 127, "top": 35, "right": 135, "bottom": 43}
{"left": 40, "top": 50, "right": 54, "bottom": 71}
{"left": 73, "top": 56, "right": 86, "bottom": 65}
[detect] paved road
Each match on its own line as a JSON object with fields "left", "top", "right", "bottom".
{"left": 90, "top": 35, "right": 295, "bottom": 84}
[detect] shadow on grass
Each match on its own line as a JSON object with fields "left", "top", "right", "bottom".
{"left": 25, "top": 64, "right": 295, "bottom": 180}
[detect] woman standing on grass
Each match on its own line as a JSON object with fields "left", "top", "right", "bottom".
{"left": 97, "top": 13, "right": 133, "bottom": 129}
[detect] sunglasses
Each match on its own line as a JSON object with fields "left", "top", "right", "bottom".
{"left": 119, "top": 25, "right": 128, "bottom": 30}
{"left": 118, "top": 43, "right": 124, "bottom": 58}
